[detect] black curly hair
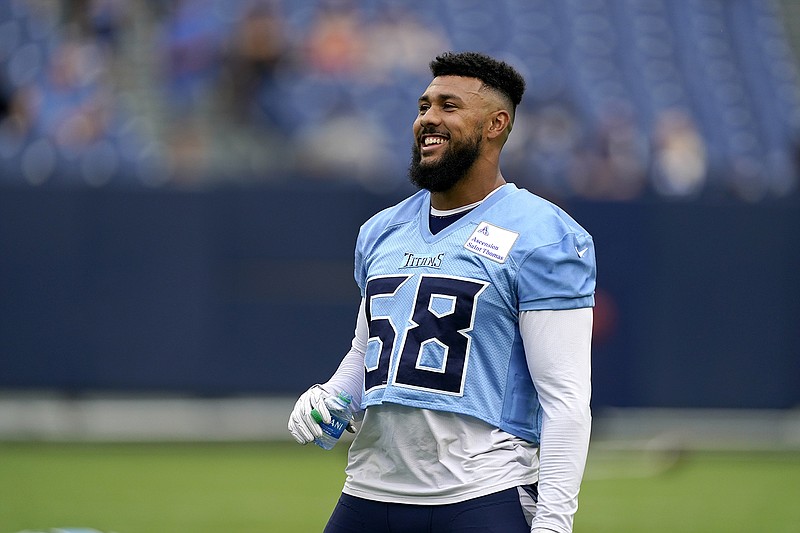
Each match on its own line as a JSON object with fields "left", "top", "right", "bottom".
{"left": 429, "top": 51, "right": 526, "bottom": 110}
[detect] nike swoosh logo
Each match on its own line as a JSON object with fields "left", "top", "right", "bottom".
{"left": 576, "top": 246, "right": 589, "bottom": 258}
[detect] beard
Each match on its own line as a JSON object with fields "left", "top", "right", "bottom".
{"left": 408, "top": 128, "right": 482, "bottom": 193}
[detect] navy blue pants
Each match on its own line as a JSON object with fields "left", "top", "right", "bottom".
{"left": 322, "top": 486, "right": 535, "bottom": 533}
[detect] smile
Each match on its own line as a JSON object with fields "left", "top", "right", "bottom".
{"left": 420, "top": 134, "right": 449, "bottom": 153}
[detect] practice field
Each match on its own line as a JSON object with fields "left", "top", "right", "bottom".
{"left": 1, "top": 442, "right": 799, "bottom": 533}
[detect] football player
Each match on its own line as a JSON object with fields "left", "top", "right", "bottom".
{"left": 289, "top": 51, "right": 596, "bottom": 533}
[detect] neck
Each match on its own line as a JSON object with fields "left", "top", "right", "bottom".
{"left": 430, "top": 169, "right": 506, "bottom": 210}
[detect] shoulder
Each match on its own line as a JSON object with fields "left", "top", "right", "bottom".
{"left": 493, "top": 187, "right": 596, "bottom": 310}
{"left": 489, "top": 186, "right": 593, "bottom": 252}
{"left": 358, "top": 189, "right": 427, "bottom": 246}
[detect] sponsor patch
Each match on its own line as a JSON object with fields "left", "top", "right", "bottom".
{"left": 464, "top": 222, "right": 519, "bottom": 263}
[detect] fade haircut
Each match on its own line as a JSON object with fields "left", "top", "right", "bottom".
{"left": 429, "top": 52, "right": 526, "bottom": 113}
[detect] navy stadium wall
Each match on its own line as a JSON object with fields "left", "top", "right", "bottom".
{"left": 1, "top": 183, "right": 798, "bottom": 409}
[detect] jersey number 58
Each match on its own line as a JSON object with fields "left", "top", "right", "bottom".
{"left": 364, "top": 275, "right": 488, "bottom": 396}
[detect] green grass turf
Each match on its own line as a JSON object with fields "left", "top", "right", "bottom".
{"left": 1, "top": 442, "right": 799, "bottom": 533}
{"left": 0, "top": 442, "right": 345, "bottom": 533}
{"left": 578, "top": 449, "right": 800, "bottom": 533}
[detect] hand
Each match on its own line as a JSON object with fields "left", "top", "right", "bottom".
{"left": 287, "top": 384, "right": 333, "bottom": 444}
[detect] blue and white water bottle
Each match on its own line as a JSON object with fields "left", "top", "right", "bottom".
{"left": 310, "top": 391, "right": 354, "bottom": 450}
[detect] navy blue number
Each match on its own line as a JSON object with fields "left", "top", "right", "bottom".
{"left": 394, "top": 276, "right": 487, "bottom": 394}
{"left": 364, "top": 275, "right": 487, "bottom": 396}
{"left": 364, "top": 275, "right": 409, "bottom": 392}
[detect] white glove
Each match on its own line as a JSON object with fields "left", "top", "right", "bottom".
{"left": 287, "top": 384, "right": 334, "bottom": 444}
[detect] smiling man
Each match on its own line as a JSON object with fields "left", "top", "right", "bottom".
{"left": 288, "top": 52, "right": 596, "bottom": 533}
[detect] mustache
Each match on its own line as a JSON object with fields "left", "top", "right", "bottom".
{"left": 418, "top": 127, "right": 449, "bottom": 139}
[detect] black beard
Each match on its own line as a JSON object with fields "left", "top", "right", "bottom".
{"left": 408, "top": 130, "right": 482, "bottom": 193}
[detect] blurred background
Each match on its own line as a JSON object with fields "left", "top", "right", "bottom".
{"left": 1, "top": 1, "right": 800, "bottom": 532}
{"left": 1, "top": 0, "right": 799, "bottom": 444}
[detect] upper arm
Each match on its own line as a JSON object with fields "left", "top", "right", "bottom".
{"left": 519, "top": 308, "right": 593, "bottom": 412}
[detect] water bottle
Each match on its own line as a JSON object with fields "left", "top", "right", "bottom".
{"left": 310, "top": 391, "right": 354, "bottom": 450}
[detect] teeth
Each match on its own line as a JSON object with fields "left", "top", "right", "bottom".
{"left": 424, "top": 137, "right": 447, "bottom": 146}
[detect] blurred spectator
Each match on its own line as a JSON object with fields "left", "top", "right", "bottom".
{"left": 509, "top": 101, "right": 585, "bottom": 198}
{"left": 294, "top": 106, "right": 395, "bottom": 190}
{"left": 650, "top": 107, "right": 707, "bottom": 197}
{"left": 218, "top": 0, "right": 288, "bottom": 124}
{"left": 64, "top": 0, "right": 130, "bottom": 52}
{"left": 165, "top": 114, "right": 210, "bottom": 183}
{"left": 43, "top": 39, "right": 111, "bottom": 149}
{"left": 362, "top": 7, "right": 449, "bottom": 82}
{"left": 0, "top": 81, "right": 35, "bottom": 171}
{"left": 568, "top": 102, "right": 649, "bottom": 200}
{"left": 157, "top": 0, "right": 225, "bottom": 117}
{"left": 87, "top": 0, "right": 130, "bottom": 50}
{"left": 0, "top": 76, "right": 10, "bottom": 119}
{"left": 729, "top": 155, "right": 769, "bottom": 202}
{"left": 303, "top": 0, "right": 366, "bottom": 77}
{"left": 155, "top": 0, "right": 226, "bottom": 182}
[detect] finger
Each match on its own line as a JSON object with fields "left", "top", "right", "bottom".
{"left": 290, "top": 412, "right": 318, "bottom": 442}
{"left": 300, "top": 392, "right": 330, "bottom": 424}
{"left": 288, "top": 419, "right": 310, "bottom": 444}
{"left": 288, "top": 416, "right": 307, "bottom": 443}
{"left": 302, "top": 410, "right": 325, "bottom": 438}
{"left": 289, "top": 427, "right": 309, "bottom": 444}
{"left": 311, "top": 400, "right": 332, "bottom": 424}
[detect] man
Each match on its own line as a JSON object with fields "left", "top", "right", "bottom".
{"left": 288, "top": 51, "right": 595, "bottom": 533}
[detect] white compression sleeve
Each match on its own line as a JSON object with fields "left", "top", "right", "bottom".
{"left": 521, "top": 308, "right": 593, "bottom": 533}
{"left": 322, "top": 298, "right": 368, "bottom": 411}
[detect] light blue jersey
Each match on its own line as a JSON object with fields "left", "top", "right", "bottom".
{"left": 354, "top": 183, "right": 595, "bottom": 443}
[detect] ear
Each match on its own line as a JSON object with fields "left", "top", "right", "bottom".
{"left": 487, "top": 110, "right": 512, "bottom": 140}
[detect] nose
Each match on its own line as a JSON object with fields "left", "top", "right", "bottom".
{"left": 418, "top": 108, "right": 442, "bottom": 129}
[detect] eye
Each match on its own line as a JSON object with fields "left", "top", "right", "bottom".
{"left": 443, "top": 102, "right": 458, "bottom": 111}
{"left": 418, "top": 103, "right": 430, "bottom": 114}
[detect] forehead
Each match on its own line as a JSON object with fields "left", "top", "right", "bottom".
{"left": 420, "top": 75, "right": 485, "bottom": 102}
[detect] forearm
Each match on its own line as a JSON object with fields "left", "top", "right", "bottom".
{"left": 520, "top": 308, "right": 593, "bottom": 533}
{"left": 534, "top": 403, "right": 591, "bottom": 532}
{"left": 322, "top": 298, "right": 367, "bottom": 410}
